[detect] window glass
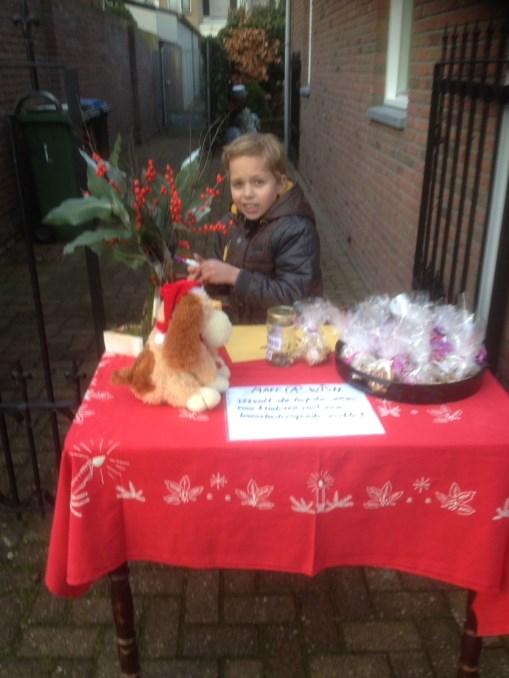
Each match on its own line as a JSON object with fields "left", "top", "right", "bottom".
{"left": 385, "top": 0, "right": 413, "bottom": 108}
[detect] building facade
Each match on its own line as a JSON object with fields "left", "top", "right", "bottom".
{"left": 156, "top": 0, "right": 274, "bottom": 37}
{"left": 290, "top": 0, "right": 509, "bottom": 384}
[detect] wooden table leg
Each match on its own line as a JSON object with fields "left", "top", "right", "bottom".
{"left": 457, "top": 590, "right": 482, "bottom": 677}
{"left": 109, "top": 562, "right": 140, "bottom": 677}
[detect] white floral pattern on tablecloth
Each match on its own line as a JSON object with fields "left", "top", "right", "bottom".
{"left": 236, "top": 479, "right": 274, "bottom": 510}
{"left": 435, "top": 482, "right": 476, "bottom": 515}
{"left": 493, "top": 498, "right": 509, "bottom": 521}
{"left": 363, "top": 481, "right": 404, "bottom": 509}
{"left": 163, "top": 476, "right": 204, "bottom": 505}
{"left": 427, "top": 405, "right": 463, "bottom": 423}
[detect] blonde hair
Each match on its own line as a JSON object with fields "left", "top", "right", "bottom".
{"left": 222, "top": 133, "right": 288, "bottom": 178}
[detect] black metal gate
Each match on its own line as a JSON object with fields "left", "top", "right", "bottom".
{"left": 413, "top": 23, "right": 509, "bottom": 368}
{"left": 1, "top": 84, "right": 100, "bottom": 516}
{"left": 1, "top": 4, "right": 106, "bottom": 515}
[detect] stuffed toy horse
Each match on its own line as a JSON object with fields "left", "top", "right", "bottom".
{"left": 112, "top": 281, "right": 232, "bottom": 413}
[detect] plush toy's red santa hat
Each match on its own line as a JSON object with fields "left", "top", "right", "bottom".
{"left": 155, "top": 280, "right": 201, "bottom": 334}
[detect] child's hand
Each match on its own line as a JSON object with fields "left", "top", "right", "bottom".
{"left": 195, "top": 256, "right": 240, "bottom": 286}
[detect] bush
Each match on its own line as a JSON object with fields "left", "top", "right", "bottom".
{"left": 218, "top": 5, "right": 285, "bottom": 118}
{"left": 103, "top": 0, "right": 136, "bottom": 25}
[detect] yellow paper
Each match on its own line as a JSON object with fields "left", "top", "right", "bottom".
{"left": 225, "top": 324, "right": 340, "bottom": 363}
{"left": 226, "top": 325, "right": 267, "bottom": 362}
{"left": 323, "top": 325, "right": 341, "bottom": 350}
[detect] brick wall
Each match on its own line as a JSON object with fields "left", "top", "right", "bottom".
{"left": 0, "top": 0, "right": 160, "bottom": 249}
{"left": 0, "top": 0, "right": 36, "bottom": 248}
{"left": 292, "top": 0, "right": 310, "bottom": 86}
{"left": 291, "top": 0, "right": 509, "bottom": 383}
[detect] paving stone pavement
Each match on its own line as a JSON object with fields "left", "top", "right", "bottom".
{"left": 1, "top": 130, "right": 509, "bottom": 677}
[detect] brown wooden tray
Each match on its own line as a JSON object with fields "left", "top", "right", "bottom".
{"left": 335, "top": 341, "right": 485, "bottom": 404}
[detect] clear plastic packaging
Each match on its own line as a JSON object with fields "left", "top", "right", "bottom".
{"left": 293, "top": 298, "right": 330, "bottom": 365}
{"left": 340, "top": 293, "right": 486, "bottom": 385}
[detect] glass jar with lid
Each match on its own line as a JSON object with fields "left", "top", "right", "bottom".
{"left": 266, "top": 305, "right": 296, "bottom": 366}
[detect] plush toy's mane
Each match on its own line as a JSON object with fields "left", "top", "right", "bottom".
{"left": 163, "top": 293, "right": 205, "bottom": 371}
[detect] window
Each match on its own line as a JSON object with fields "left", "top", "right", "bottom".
{"left": 299, "top": 0, "right": 313, "bottom": 96}
{"left": 169, "top": 0, "right": 191, "bottom": 12}
{"left": 306, "top": 0, "right": 313, "bottom": 87}
{"left": 385, "top": 0, "right": 413, "bottom": 109}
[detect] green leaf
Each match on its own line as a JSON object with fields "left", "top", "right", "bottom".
{"left": 80, "top": 148, "right": 127, "bottom": 195}
{"left": 63, "top": 227, "right": 130, "bottom": 254}
{"left": 145, "top": 173, "right": 170, "bottom": 232}
{"left": 79, "top": 240, "right": 146, "bottom": 271}
{"left": 79, "top": 148, "right": 96, "bottom": 171}
{"left": 110, "top": 247, "right": 147, "bottom": 270}
{"left": 175, "top": 156, "right": 201, "bottom": 206}
{"left": 110, "top": 194, "right": 131, "bottom": 228}
{"left": 87, "top": 161, "right": 127, "bottom": 199}
{"left": 44, "top": 197, "right": 113, "bottom": 226}
{"left": 88, "top": 237, "right": 145, "bottom": 267}
{"left": 188, "top": 203, "right": 211, "bottom": 223}
{"left": 87, "top": 166, "right": 115, "bottom": 199}
{"left": 109, "top": 134, "right": 122, "bottom": 168}
{"left": 155, "top": 205, "right": 171, "bottom": 233}
{"left": 180, "top": 148, "right": 200, "bottom": 170}
{"left": 139, "top": 212, "right": 164, "bottom": 255}
{"left": 104, "top": 162, "right": 127, "bottom": 193}
{"left": 82, "top": 161, "right": 130, "bottom": 227}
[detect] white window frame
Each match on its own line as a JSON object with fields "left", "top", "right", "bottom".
{"left": 306, "top": 0, "right": 313, "bottom": 86}
{"left": 299, "top": 0, "right": 313, "bottom": 96}
{"left": 385, "top": 0, "right": 413, "bottom": 109}
{"left": 477, "top": 72, "right": 509, "bottom": 332}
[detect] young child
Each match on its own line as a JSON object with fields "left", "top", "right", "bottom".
{"left": 190, "top": 133, "right": 322, "bottom": 323}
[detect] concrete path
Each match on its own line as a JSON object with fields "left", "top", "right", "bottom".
{"left": 0, "top": 131, "right": 508, "bottom": 677}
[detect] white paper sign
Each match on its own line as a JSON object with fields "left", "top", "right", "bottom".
{"left": 226, "top": 383, "right": 385, "bottom": 441}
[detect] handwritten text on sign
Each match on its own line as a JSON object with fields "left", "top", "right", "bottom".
{"left": 226, "top": 383, "right": 385, "bottom": 441}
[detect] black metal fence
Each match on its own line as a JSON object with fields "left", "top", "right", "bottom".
{"left": 1, "top": 63, "right": 106, "bottom": 516}
{"left": 413, "top": 23, "right": 509, "bottom": 369}
{"left": 0, "top": 362, "right": 84, "bottom": 516}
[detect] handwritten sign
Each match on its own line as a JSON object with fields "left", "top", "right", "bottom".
{"left": 226, "top": 383, "right": 385, "bottom": 441}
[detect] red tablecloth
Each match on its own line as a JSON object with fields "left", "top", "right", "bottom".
{"left": 46, "top": 353, "right": 509, "bottom": 636}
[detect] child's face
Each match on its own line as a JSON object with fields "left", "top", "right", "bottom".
{"left": 229, "top": 154, "right": 286, "bottom": 221}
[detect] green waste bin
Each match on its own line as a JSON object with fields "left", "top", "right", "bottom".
{"left": 15, "top": 91, "right": 82, "bottom": 242}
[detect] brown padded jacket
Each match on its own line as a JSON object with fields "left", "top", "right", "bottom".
{"left": 210, "top": 182, "right": 322, "bottom": 324}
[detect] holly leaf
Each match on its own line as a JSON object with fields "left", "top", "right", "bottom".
{"left": 80, "top": 148, "right": 127, "bottom": 195}
{"left": 109, "top": 134, "right": 122, "bottom": 168}
{"left": 88, "top": 239, "right": 147, "bottom": 271}
{"left": 109, "top": 247, "right": 147, "bottom": 270}
{"left": 186, "top": 199, "right": 211, "bottom": 223}
{"left": 175, "top": 152, "right": 201, "bottom": 207}
{"left": 63, "top": 227, "right": 130, "bottom": 254}
{"left": 87, "top": 167, "right": 116, "bottom": 199}
{"left": 44, "top": 197, "right": 113, "bottom": 226}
